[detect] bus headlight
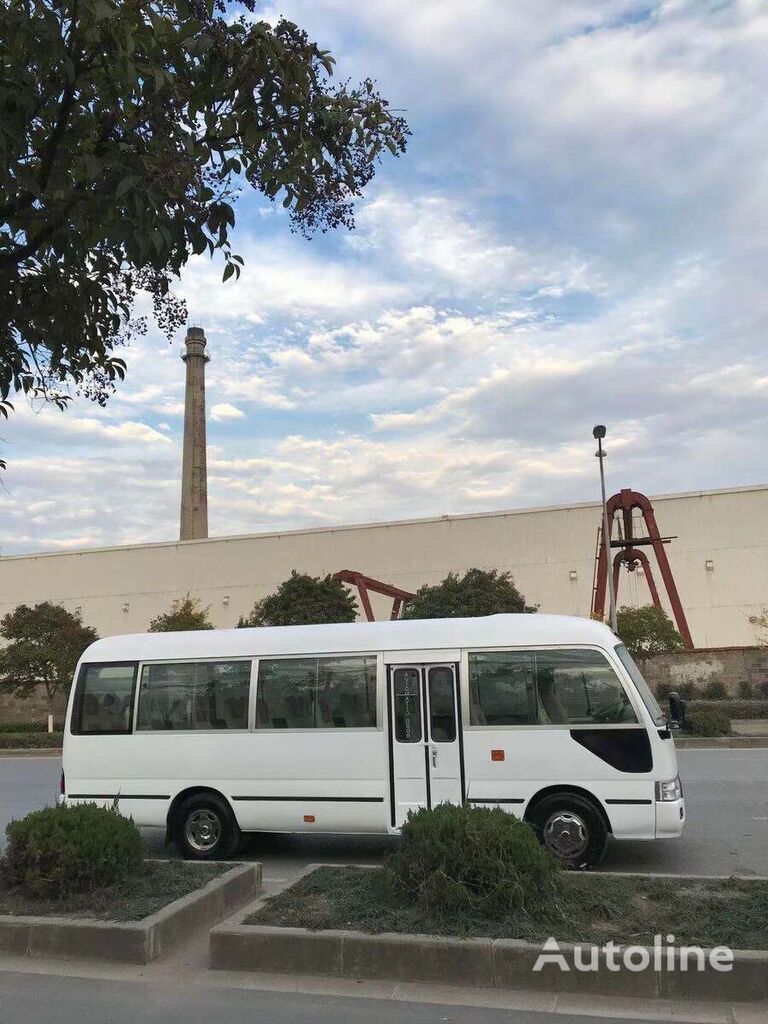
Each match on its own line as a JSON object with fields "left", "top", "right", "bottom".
{"left": 655, "top": 776, "right": 682, "bottom": 802}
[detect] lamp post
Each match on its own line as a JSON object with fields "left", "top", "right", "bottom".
{"left": 593, "top": 425, "right": 617, "bottom": 633}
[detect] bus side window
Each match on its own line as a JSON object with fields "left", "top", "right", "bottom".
{"left": 468, "top": 652, "right": 536, "bottom": 726}
{"left": 256, "top": 656, "right": 377, "bottom": 729}
{"left": 137, "top": 661, "right": 250, "bottom": 731}
{"left": 71, "top": 663, "right": 137, "bottom": 735}
{"left": 533, "top": 650, "right": 638, "bottom": 726}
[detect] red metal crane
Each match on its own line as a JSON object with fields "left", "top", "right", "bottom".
{"left": 591, "top": 488, "right": 693, "bottom": 649}
{"left": 333, "top": 570, "right": 415, "bottom": 622}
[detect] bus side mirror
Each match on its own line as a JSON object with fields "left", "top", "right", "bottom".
{"left": 668, "top": 691, "right": 686, "bottom": 728}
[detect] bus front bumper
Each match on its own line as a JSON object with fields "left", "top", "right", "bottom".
{"left": 655, "top": 797, "right": 685, "bottom": 838}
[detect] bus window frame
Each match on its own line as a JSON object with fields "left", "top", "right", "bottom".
{"left": 70, "top": 661, "right": 139, "bottom": 737}
{"left": 460, "top": 644, "right": 647, "bottom": 731}
{"left": 134, "top": 656, "right": 254, "bottom": 734}
{"left": 252, "top": 651, "right": 384, "bottom": 733}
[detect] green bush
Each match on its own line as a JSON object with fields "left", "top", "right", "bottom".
{"left": 737, "top": 681, "right": 755, "bottom": 700}
{"left": 701, "top": 680, "right": 729, "bottom": 700}
{"left": 0, "top": 732, "right": 63, "bottom": 749}
{"left": 683, "top": 708, "right": 732, "bottom": 737}
{"left": 655, "top": 681, "right": 700, "bottom": 702}
{"left": 385, "top": 803, "right": 559, "bottom": 918}
{"left": 0, "top": 722, "right": 50, "bottom": 734}
{"left": 3, "top": 803, "right": 143, "bottom": 898}
{"left": 688, "top": 700, "right": 768, "bottom": 720}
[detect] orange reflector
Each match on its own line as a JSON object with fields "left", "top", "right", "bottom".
{"left": 491, "top": 749, "right": 505, "bottom": 762}
{"left": 303, "top": 814, "right": 315, "bottom": 823}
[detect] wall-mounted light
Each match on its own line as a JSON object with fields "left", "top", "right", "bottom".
{"left": 705, "top": 559, "right": 715, "bottom": 573}
{"left": 222, "top": 595, "right": 230, "bottom": 607}
{"left": 122, "top": 602, "right": 130, "bottom": 614}
{"left": 568, "top": 570, "right": 578, "bottom": 582}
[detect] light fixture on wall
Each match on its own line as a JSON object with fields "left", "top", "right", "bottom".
{"left": 705, "top": 559, "right": 715, "bottom": 573}
{"left": 568, "top": 570, "right": 578, "bottom": 582}
{"left": 222, "top": 595, "right": 230, "bottom": 607}
{"left": 122, "top": 602, "right": 130, "bottom": 614}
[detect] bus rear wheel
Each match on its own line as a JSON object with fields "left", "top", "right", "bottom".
{"left": 175, "top": 793, "right": 241, "bottom": 861}
{"left": 529, "top": 793, "right": 607, "bottom": 870}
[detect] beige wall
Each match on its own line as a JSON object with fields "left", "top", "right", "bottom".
{"left": 0, "top": 485, "right": 766, "bottom": 648}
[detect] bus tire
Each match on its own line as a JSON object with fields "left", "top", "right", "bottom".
{"left": 174, "top": 793, "right": 241, "bottom": 861}
{"left": 529, "top": 793, "right": 607, "bottom": 870}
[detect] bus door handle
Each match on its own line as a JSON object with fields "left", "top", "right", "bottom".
{"left": 431, "top": 746, "right": 437, "bottom": 768}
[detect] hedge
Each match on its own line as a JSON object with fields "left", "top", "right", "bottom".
{"left": 687, "top": 700, "right": 768, "bottom": 720}
{"left": 0, "top": 732, "right": 63, "bottom": 749}
{"left": 0, "top": 722, "right": 59, "bottom": 734}
{"left": 682, "top": 708, "right": 732, "bottom": 737}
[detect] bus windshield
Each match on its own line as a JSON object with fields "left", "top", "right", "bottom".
{"left": 614, "top": 644, "right": 666, "bottom": 727}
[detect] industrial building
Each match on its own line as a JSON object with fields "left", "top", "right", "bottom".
{"left": 0, "top": 483, "right": 765, "bottom": 648}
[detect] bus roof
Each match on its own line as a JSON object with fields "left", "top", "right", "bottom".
{"left": 79, "top": 614, "right": 618, "bottom": 663}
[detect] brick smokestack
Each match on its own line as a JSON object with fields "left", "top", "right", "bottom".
{"left": 179, "top": 326, "right": 209, "bottom": 541}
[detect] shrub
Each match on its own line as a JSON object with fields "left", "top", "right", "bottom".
{"left": 0, "top": 722, "right": 49, "bottom": 734}
{"left": 687, "top": 700, "right": 768, "bottom": 720}
{"left": 656, "top": 681, "right": 700, "bottom": 702}
{"left": 702, "top": 680, "right": 729, "bottom": 700}
{"left": 3, "top": 803, "right": 143, "bottom": 898}
{"left": 385, "top": 803, "right": 559, "bottom": 918}
{"left": 738, "top": 681, "right": 755, "bottom": 700}
{"left": 683, "top": 708, "right": 732, "bottom": 737}
{"left": 0, "top": 732, "right": 63, "bottom": 749}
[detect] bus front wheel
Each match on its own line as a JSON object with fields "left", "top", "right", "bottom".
{"left": 529, "top": 793, "right": 607, "bottom": 870}
{"left": 175, "top": 793, "right": 241, "bottom": 861}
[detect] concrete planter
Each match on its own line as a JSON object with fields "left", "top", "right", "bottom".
{"left": 210, "top": 913, "right": 768, "bottom": 1003}
{"left": 0, "top": 862, "right": 261, "bottom": 964}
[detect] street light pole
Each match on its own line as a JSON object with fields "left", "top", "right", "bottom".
{"left": 593, "top": 425, "right": 617, "bottom": 633}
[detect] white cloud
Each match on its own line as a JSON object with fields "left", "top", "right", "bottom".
{"left": 210, "top": 403, "right": 245, "bottom": 421}
{"left": 175, "top": 238, "right": 407, "bottom": 323}
{"left": 352, "top": 193, "right": 603, "bottom": 299}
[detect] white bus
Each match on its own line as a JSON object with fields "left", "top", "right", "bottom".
{"left": 61, "top": 614, "right": 685, "bottom": 869}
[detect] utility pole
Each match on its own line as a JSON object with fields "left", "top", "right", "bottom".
{"left": 593, "top": 425, "right": 617, "bottom": 633}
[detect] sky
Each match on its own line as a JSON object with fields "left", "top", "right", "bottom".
{"left": 3, "top": 0, "right": 768, "bottom": 554}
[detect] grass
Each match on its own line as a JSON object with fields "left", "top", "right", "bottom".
{"left": 247, "top": 865, "right": 768, "bottom": 950}
{"left": 0, "top": 860, "right": 227, "bottom": 921}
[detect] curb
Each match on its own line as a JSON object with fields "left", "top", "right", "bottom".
{"left": 0, "top": 861, "right": 261, "bottom": 964}
{"left": 209, "top": 922, "right": 768, "bottom": 1003}
{"left": 209, "top": 866, "right": 768, "bottom": 1004}
{"left": 675, "top": 736, "right": 768, "bottom": 748}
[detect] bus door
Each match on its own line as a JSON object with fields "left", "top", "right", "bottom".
{"left": 387, "top": 664, "right": 464, "bottom": 828}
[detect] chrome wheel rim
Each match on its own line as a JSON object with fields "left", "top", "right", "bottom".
{"left": 543, "top": 810, "right": 588, "bottom": 861}
{"left": 185, "top": 809, "right": 221, "bottom": 853}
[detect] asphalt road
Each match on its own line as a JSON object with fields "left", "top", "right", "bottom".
{"left": 0, "top": 971, "right": 681, "bottom": 1024}
{"left": 1, "top": 749, "right": 767, "bottom": 877}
